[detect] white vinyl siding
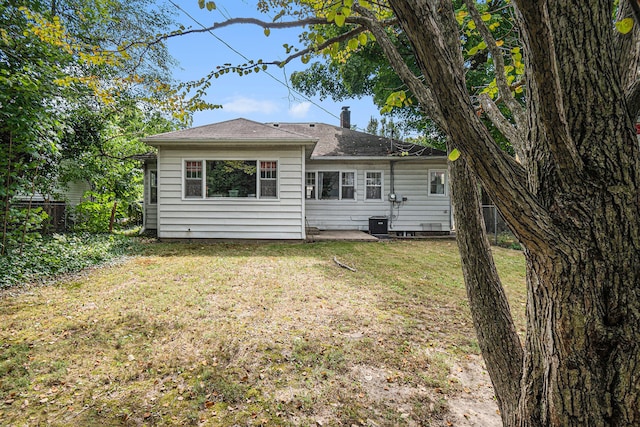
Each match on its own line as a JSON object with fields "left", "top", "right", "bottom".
{"left": 305, "top": 161, "right": 451, "bottom": 232}
{"left": 157, "top": 146, "right": 305, "bottom": 239}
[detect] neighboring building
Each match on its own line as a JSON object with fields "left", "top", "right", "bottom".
{"left": 14, "top": 179, "right": 91, "bottom": 232}
{"left": 141, "top": 108, "right": 451, "bottom": 240}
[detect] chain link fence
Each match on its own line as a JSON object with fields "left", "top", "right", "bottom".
{"left": 482, "top": 204, "right": 519, "bottom": 248}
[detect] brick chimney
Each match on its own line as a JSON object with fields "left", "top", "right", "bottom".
{"left": 340, "top": 106, "right": 351, "bottom": 129}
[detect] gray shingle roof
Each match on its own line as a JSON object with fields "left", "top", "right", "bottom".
{"left": 143, "top": 118, "right": 314, "bottom": 142}
{"left": 267, "top": 122, "right": 446, "bottom": 158}
{"left": 143, "top": 118, "right": 446, "bottom": 159}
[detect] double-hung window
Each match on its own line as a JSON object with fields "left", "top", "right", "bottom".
{"left": 315, "top": 171, "right": 355, "bottom": 200}
{"left": 184, "top": 159, "right": 278, "bottom": 199}
{"left": 429, "top": 170, "right": 447, "bottom": 196}
{"left": 185, "top": 161, "right": 203, "bottom": 198}
{"left": 260, "top": 161, "right": 277, "bottom": 199}
{"left": 149, "top": 170, "right": 158, "bottom": 204}
{"left": 341, "top": 172, "right": 355, "bottom": 199}
{"left": 365, "top": 171, "right": 383, "bottom": 200}
{"left": 305, "top": 172, "right": 316, "bottom": 199}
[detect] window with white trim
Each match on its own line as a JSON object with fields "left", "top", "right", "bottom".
{"left": 149, "top": 170, "right": 157, "bottom": 204}
{"left": 341, "top": 172, "right": 355, "bottom": 199}
{"left": 365, "top": 171, "right": 383, "bottom": 200}
{"left": 316, "top": 171, "right": 356, "bottom": 200}
{"left": 185, "top": 161, "right": 203, "bottom": 198}
{"left": 260, "top": 161, "right": 277, "bottom": 199}
{"left": 305, "top": 172, "right": 316, "bottom": 199}
{"left": 184, "top": 159, "right": 278, "bottom": 199}
{"left": 429, "top": 169, "right": 447, "bottom": 196}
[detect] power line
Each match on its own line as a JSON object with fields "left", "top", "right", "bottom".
{"left": 167, "top": 1, "right": 341, "bottom": 123}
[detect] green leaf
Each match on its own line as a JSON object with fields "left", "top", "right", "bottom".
{"left": 198, "top": 0, "right": 205, "bottom": 9}
{"left": 481, "top": 13, "right": 492, "bottom": 21}
{"left": 205, "top": 2, "right": 216, "bottom": 11}
{"left": 348, "top": 38, "right": 359, "bottom": 50}
{"left": 358, "top": 33, "right": 368, "bottom": 46}
{"left": 448, "top": 148, "right": 461, "bottom": 161}
{"left": 616, "top": 18, "right": 634, "bottom": 34}
{"left": 456, "top": 10, "right": 468, "bottom": 25}
{"left": 264, "top": 28, "right": 270, "bottom": 37}
{"left": 335, "top": 13, "right": 346, "bottom": 27}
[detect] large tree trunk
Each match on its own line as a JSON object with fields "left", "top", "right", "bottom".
{"left": 513, "top": 2, "right": 640, "bottom": 424}
{"left": 386, "top": 1, "right": 640, "bottom": 425}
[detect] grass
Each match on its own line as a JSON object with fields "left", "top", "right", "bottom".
{"left": 0, "top": 239, "right": 526, "bottom": 426}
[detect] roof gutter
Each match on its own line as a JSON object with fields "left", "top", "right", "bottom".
{"left": 143, "top": 138, "right": 318, "bottom": 148}
{"left": 309, "top": 155, "right": 448, "bottom": 161}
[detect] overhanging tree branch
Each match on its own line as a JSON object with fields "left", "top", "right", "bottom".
{"left": 274, "top": 26, "right": 368, "bottom": 67}
{"left": 478, "top": 93, "right": 526, "bottom": 160}
{"left": 463, "top": 0, "right": 527, "bottom": 137}
{"left": 387, "top": 0, "right": 563, "bottom": 251}
{"left": 353, "top": 4, "right": 446, "bottom": 130}
{"left": 141, "top": 15, "right": 397, "bottom": 47}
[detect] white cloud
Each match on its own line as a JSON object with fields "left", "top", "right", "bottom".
{"left": 288, "top": 102, "right": 312, "bottom": 119}
{"left": 222, "top": 96, "right": 279, "bottom": 114}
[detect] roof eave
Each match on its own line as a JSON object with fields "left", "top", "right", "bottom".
{"left": 309, "top": 155, "right": 448, "bottom": 161}
{"left": 143, "top": 138, "right": 317, "bottom": 147}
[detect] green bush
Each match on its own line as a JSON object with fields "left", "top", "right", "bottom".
{"left": 0, "top": 206, "right": 49, "bottom": 254}
{"left": 0, "top": 233, "right": 141, "bottom": 288}
{"left": 71, "top": 199, "right": 142, "bottom": 233}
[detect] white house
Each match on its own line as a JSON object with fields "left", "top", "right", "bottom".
{"left": 141, "top": 109, "right": 451, "bottom": 240}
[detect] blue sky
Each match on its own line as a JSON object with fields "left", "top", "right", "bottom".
{"left": 165, "top": 0, "right": 381, "bottom": 131}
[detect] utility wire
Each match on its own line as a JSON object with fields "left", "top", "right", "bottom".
{"left": 167, "top": 0, "right": 342, "bottom": 124}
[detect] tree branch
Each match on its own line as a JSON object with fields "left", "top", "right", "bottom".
{"left": 353, "top": 4, "right": 446, "bottom": 130}
{"left": 629, "top": 0, "right": 640, "bottom": 25}
{"left": 478, "top": 94, "right": 525, "bottom": 161}
{"left": 386, "top": 0, "right": 564, "bottom": 252}
{"left": 510, "top": 1, "right": 584, "bottom": 178}
{"left": 617, "top": 1, "right": 640, "bottom": 120}
{"left": 274, "top": 26, "right": 368, "bottom": 67}
{"left": 448, "top": 151, "right": 523, "bottom": 425}
{"left": 145, "top": 15, "right": 397, "bottom": 46}
{"left": 463, "top": 0, "right": 527, "bottom": 134}
{"left": 625, "top": 78, "right": 640, "bottom": 120}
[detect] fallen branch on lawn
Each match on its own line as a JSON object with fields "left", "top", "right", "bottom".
{"left": 333, "top": 256, "right": 357, "bottom": 272}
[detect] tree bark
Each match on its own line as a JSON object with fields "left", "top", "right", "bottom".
{"left": 448, "top": 153, "right": 523, "bottom": 425}
{"left": 386, "top": 1, "right": 640, "bottom": 425}
{"left": 109, "top": 200, "right": 117, "bottom": 233}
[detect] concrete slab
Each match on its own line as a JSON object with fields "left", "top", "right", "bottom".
{"left": 306, "top": 230, "right": 379, "bottom": 242}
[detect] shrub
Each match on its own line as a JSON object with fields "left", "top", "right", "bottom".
{"left": 0, "top": 205, "right": 49, "bottom": 255}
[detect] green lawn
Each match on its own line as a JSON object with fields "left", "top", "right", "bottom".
{"left": 0, "top": 239, "right": 525, "bottom": 426}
